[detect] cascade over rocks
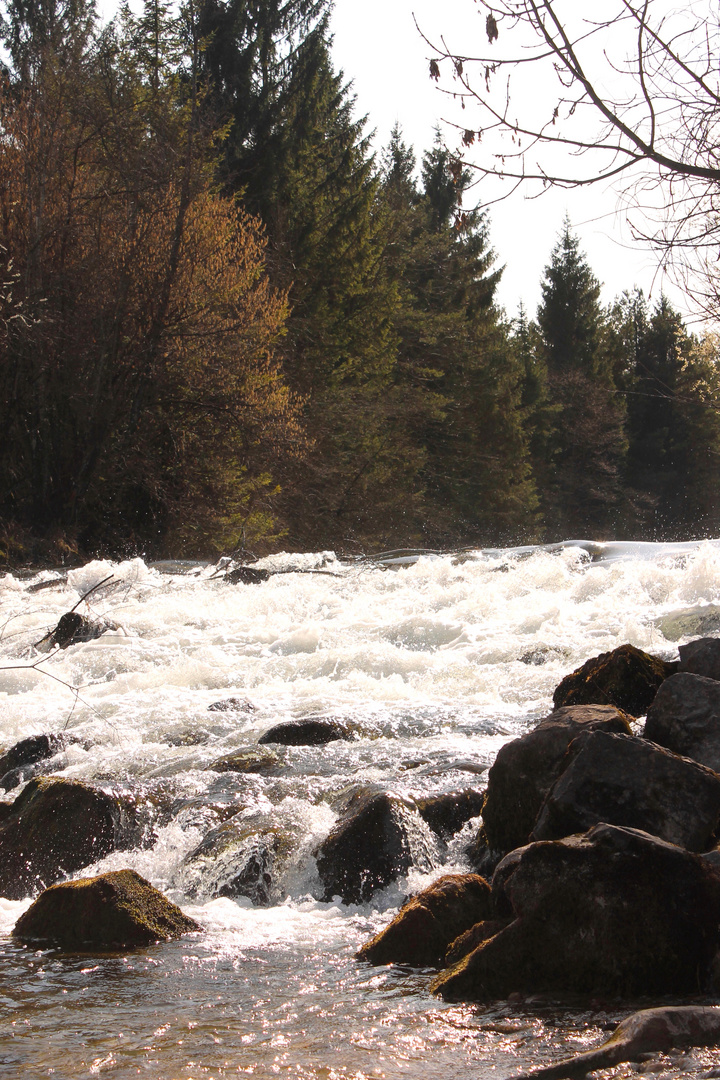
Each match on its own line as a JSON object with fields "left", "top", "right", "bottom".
{"left": 431, "top": 824, "right": 720, "bottom": 1002}
{"left": 0, "top": 777, "right": 140, "bottom": 900}
{"left": 0, "top": 733, "right": 75, "bottom": 792}
{"left": 258, "top": 718, "right": 351, "bottom": 746}
{"left": 12, "top": 869, "right": 200, "bottom": 949}
{"left": 645, "top": 672, "right": 720, "bottom": 771}
{"left": 552, "top": 643, "right": 676, "bottom": 715}
{"left": 35, "top": 611, "right": 119, "bottom": 652}
{"left": 477, "top": 705, "right": 632, "bottom": 861}
{"left": 315, "top": 789, "right": 440, "bottom": 904}
{"left": 206, "top": 747, "right": 283, "bottom": 775}
{"left": 679, "top": 636, "right": 720, "bottom": 681}
{"left": 357, "top": 873, "right": 493, "bottom": 967}
{"left": 532, "top": 729, "right": 720, "bottom": 850}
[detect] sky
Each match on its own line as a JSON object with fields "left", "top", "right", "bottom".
{"left": 329, "top": 0, "right": 692, "bottom": 324}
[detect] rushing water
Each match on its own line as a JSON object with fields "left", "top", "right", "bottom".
{"left": 3, "top": 541, "right": 720, "bottom": 1079}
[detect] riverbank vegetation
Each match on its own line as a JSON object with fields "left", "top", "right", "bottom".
{"left": 1, "top": 0, "right": 719, "bottom": 562}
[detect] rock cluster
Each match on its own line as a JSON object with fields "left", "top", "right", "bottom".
{"left": 357, "top": 639, "right": 720, "bottom": 1004}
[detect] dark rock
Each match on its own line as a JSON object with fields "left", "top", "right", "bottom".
{"left": 645, "top": 672, "right": 720, "bottom": 771}
{"left": 12, "top": 869, "right": 200, "bottom": 949}
{"left": 258, "top": 718, "right": 351, "bottom": 746}
{"left": 414, "top": 790, "right": 485, "bottom": 839}
{"left": 0, "top": 733, "right": 72, "bottom": 792}
{"left": 357, "top": 873, "right": 492, "bottom": 967}
{"left": 315, "top": 789, "right": 440, "bottom": 904}
{"left": 679, "top": 637, "right": 720, "bottom": 681}
{"left": 207, "top": 698, "right": 255, "bottom": 713}
{"left": 552, "top": 643, "right": 676, "bottom": 715}
{"left": 532, "top": 729, "right": 720, "bottom": 851}
{"left": 206, "top": 747, "right": 282, "bottom": 775}
{"left": 225, "top": 566, "right": 271, "bottom": 585}
{"left": 431, "top": 823, "right": 720, "bottom": 1001}
{"left": 35, "top": 611, "right": 118, "bottom": 652}
{"left": 479, "top": 705, "right": 632, "bottom": 859}
{"left": 0, "top": 777, "right": 135, "bottom": 899}
{"left": 182, "top": 810, "right": 303, "bottom": 906}
{"left": 445, "top": 918, "right": 511, "bottom": 966}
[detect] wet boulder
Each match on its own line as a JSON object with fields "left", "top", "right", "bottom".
{"left": 206, "top": 747, "right": 283, "bottom": 775}
{"left": 532, "top": 729, "right": 720, "bottom": 851}
{"left": 12, "top": 869, "right": 200, "bottom": 949}
{"left": 679, "top": 637, "right": 720, "bottom": 681}
{"left": 477, "top": 705, "right": 632, "bottom": 862}
{"left": 315, "top": 789, "right": 440, "bottom": 904}
{"left": 0, "top": 733, "right": 72, "bottom": 792}
{"left": 432, "top": 823, "right": 720, "bottom": 1001}
{"left": 207, "top": 698, "right": 255, "bottom": 713}
{"left": 225, "top": 566, "right": 271, "bottom": 585}
{"left": 357, "top": 873, "right": 492, "bottom": 968}
{"left": 182, "top": 809, "right": 303, "bottom": 906}
{"left": 552, "top": 643, "right": 676, "bottom": 715}
{"left": 258, "top": 718, "right": 351, "bottom": 746}
{"left": 445, "top": 918, "right": 511, "bottom": 966}
{"left": 35, "top": 611, "right": 118, "bottom": 652}
{"left": 414, "top": 790, "right": 485, "bottom": 840}
{"left": 0, "top": 777, "right": 136, "bottom": 899}
{"left": 645, "top": 672, "right": 720, "bottom": 771}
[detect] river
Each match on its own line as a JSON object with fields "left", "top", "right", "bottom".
{"left": 2, "top": 540, "right": 720, "bottom": 1079}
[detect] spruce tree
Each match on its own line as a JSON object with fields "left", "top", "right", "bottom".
{"left": 536, "top": 220, "right": 627, "bottom": 537}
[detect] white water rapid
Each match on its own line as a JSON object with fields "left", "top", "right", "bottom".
{"left": 3, "top": 540, "right": 720, "bottom": 1079}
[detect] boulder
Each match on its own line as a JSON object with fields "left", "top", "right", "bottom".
{"left": 357, "top": 873, "right": 492, "bottom": 967}
{"left": 552, "top": 643, "right": 676, "bottom": 715}
{"left": 478, "top": 705, "right": 632, "bottom": 860}
{"left": 12, "top": 869, "right": 200, "bottom": 949}
{"left": 206, "top": 747, "right": 282, "bottom": 775}
{"left": 645, "top": 672, "right": 720, "bottom": 771}
{"left": 679, "top": 637, "right": 720, "bottom": 681}
{"left": 207, "top": 698, "right": 255, "bottom": 713}
{"left": 35, "top": 611, "right": 118, "bottom": 652}
{"left": 315, "top": 789, "right": 440, "bottom": 904}
{"left": 258, "top": 718, "right": 351, "bottom": 746}
{"left": 0, "top": 733, "right": 70, "bottom": 792}
{"left": 414, "top": 790, "right": 485, "bottom": 839}
{"left": 532, "top": 729, "right": 720, "bottom": 851}
{"left": 432, "top": 823, "right": 720, "bottom": 1001}
{"left": 182, "top": 810, "right": 303, "bottom": 905}
{"left": 445, "top": 919, "right": 511, "bottom": 966}
{"left": 0, "top": 777, "right": 135, "bottom": 899}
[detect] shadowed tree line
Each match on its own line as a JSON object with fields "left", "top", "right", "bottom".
{"left": 0, "top": 0, "right": 718, "bottom": 561}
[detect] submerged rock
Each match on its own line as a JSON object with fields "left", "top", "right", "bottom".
{"left": 12, "top": 869, "right": 200, "bottom": 949}
{"left": 206, "top": 747, "right": 282, "bottom": 775}
{"left": 508, "top": 1005, "right": 720, "bottom": 1080}
{"left": 645, "top": 672, "right": 720, "bottom": 771}
{"left": 225, "top": 566, "right": 271, "bottom": 585}
{"left": 207, "top": 698, "right": 255, "bottom": 713}
{"left": 357, "top": 873, "right": 492, "bottom": 968}
{"left": 532, "top": 729, "right": 720, "bottom": 851}
{"left": 552, "top": 643, "right": 676, "bottom": 715}
{"left": 35, "top": 611, "right": 118, "bottom": 652}
{"left": 679, "top": 636, "right": 720, "bottom": 681}
{"left": 258, "top": 718, "right": 351, "bottom": 746}
{"left": 477, "top": 705, "right": 632, "bottom": 862}
{"left": 315, "top": 789, "right": 440, "bottom": 904}
{"left": 0, "top": 777, "right": 138, "bottom": 899}
{"left": 0, "top": 733, "right": 74, "bottom": 792}
{"left": 432, "top": 823, "right": 720, "bottom": 1001}
{"left": 182, "top": 809, "right": 303, "bottom": 905}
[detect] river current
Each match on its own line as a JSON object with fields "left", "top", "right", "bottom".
{"left": 3, "top": 540, "right": 720, "bottom": 1079}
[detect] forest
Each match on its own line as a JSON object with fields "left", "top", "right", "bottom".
{"left": 1, "top": 0, "right": 719, "bottom": 562}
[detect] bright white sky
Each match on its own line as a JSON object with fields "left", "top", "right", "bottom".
{"left": 330, "top": 0, "right": 692, "bottom": 324}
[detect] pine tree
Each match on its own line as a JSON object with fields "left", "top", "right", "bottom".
{"left": 536, "top": 220, "right": 627, "bottom": 537}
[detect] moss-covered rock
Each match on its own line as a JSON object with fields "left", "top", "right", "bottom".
{"left": 0, "top": 777, "right": 132, "bottom": 899}
{"left": 357, "top": 873, "right": 492, "bottom": 967}
{"left": 552, "top": 643, "right": 676, "bottom": 715}
{"left": 12, "top": 869, "right": 200, "bottom": 949}
{"left": 206, "top": 747, "right": 282, "bottom": 775}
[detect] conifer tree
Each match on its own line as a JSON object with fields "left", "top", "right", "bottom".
{"left": 536, "top": 221, "right": 627, "bottom": 537}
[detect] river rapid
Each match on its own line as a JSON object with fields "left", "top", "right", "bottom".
{"left": 3, "top": 540, "right": 720, "bottom": 1080}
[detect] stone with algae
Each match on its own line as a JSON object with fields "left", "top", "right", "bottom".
{"left": 12, "top": 869, "right": 201, "bottom": 949}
